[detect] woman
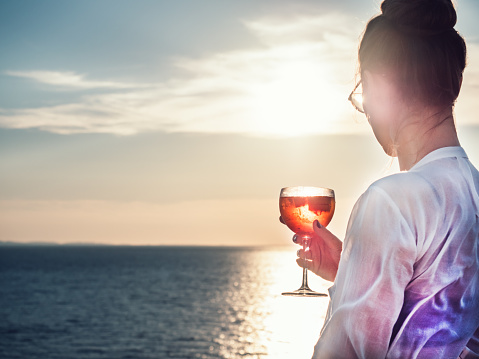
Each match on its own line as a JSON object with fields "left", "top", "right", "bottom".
{"left": 288, "top": 0, "right": 479, "bottom": 357}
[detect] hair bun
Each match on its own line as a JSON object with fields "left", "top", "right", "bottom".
{"left": 381, "top": 0, "right": 457, "bottom": 35}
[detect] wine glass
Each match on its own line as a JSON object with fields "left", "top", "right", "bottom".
{"left": 280, "top": 186, "right": 335, "bottom": 297}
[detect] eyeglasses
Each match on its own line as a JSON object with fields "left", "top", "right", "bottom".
{"left": 348, "top": 81, "right": 364, "bottom": 113}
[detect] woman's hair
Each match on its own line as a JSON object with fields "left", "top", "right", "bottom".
{"left": 359, "top": 0, "right": 467, "bottom": 108}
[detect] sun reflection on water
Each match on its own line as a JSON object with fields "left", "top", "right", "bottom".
{"left": 263, "top": 250, "right": 329, "bottom": 358}
{"left": 218, "top": 248, "right": 330, "bottom": 359}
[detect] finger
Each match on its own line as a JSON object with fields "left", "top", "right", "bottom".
{"left": 292, "top": 234, "right": 304, "bottom": 245}
{"left": 296, "top": 257, "right": 312, "bottom": 270}
{"left": 313, "top": 220, "right": 341, "bottom": 247}
{"left": 313, "top": 219, "right": 323, "bottom": 232}
{"left": 293, "top": 234, "right": 311, "bottom": 246}
{"left": 297, "top": 249, "right": 312, "bottom": 260}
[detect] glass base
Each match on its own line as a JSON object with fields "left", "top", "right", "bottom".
{"left": 282, "top": 286, "right": 327, "bottom": 297}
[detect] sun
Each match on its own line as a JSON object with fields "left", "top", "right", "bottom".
{"left": 245, "top": 57, "right": 350, "bottom": 137}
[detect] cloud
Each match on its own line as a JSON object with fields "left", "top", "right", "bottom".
{"left": 2, "top": 12, "right": 478, "bottom": 136}
{"left": 5, "top": 70, "right": 142, "bottom": 90}
{"left": 244, "top": 12, "right": 360, "bottom": 49}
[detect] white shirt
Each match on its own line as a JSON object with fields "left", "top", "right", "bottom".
{"left": 313, "top": 147, "right": 479, "bottom": 359}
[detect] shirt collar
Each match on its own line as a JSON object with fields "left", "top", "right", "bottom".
{"left": 410, "top": 146, "right": 468, "bottom": 171}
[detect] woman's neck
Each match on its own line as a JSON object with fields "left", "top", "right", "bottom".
{"left": 395, "top": 107, "right": 460, "bottom": 171}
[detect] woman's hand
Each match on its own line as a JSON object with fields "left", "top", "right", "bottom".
{"left": 299, "top": 220, "right": 342, "bottom": 282}
{"left": 280, "top": 217, "right": 343, "bottom": 282}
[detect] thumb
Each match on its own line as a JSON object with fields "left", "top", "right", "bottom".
{"left": 313, "top": 220, "right": 342, "bottom": 251}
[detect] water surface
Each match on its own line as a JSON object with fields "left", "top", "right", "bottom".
{"left": 0, "top": 245, "right": 329, "bottom": 358}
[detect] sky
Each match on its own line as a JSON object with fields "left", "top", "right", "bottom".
{"left": 1, "top": 0, "right": 479, "bottom": 246}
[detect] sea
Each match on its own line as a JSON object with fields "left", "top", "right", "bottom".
{"left": 0, "top": 245, "right": 330, "bottom": 359}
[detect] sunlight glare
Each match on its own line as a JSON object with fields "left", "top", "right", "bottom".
{"left": 247, "top": 57, "right": 348, "bottom": 137}
{"left": 258, "top": 249, "right": 329, "bottom": 358}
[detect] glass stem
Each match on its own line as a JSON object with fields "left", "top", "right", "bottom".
{"left": 300, "top": 236, "right": 311, "bottom": 290}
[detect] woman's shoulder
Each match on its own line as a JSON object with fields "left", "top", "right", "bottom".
{"left": 368, "top": 170, "right": 433, "bottom": 197}
{"left": 364, "top": 155, "right": 478, "bottom": 215}
{"left": 361, "top": 170, "right": 439, "bottom": 214}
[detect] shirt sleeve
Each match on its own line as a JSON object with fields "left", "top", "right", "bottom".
{"left": 313, "top": 185, "right": 417, "bottom": 359}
